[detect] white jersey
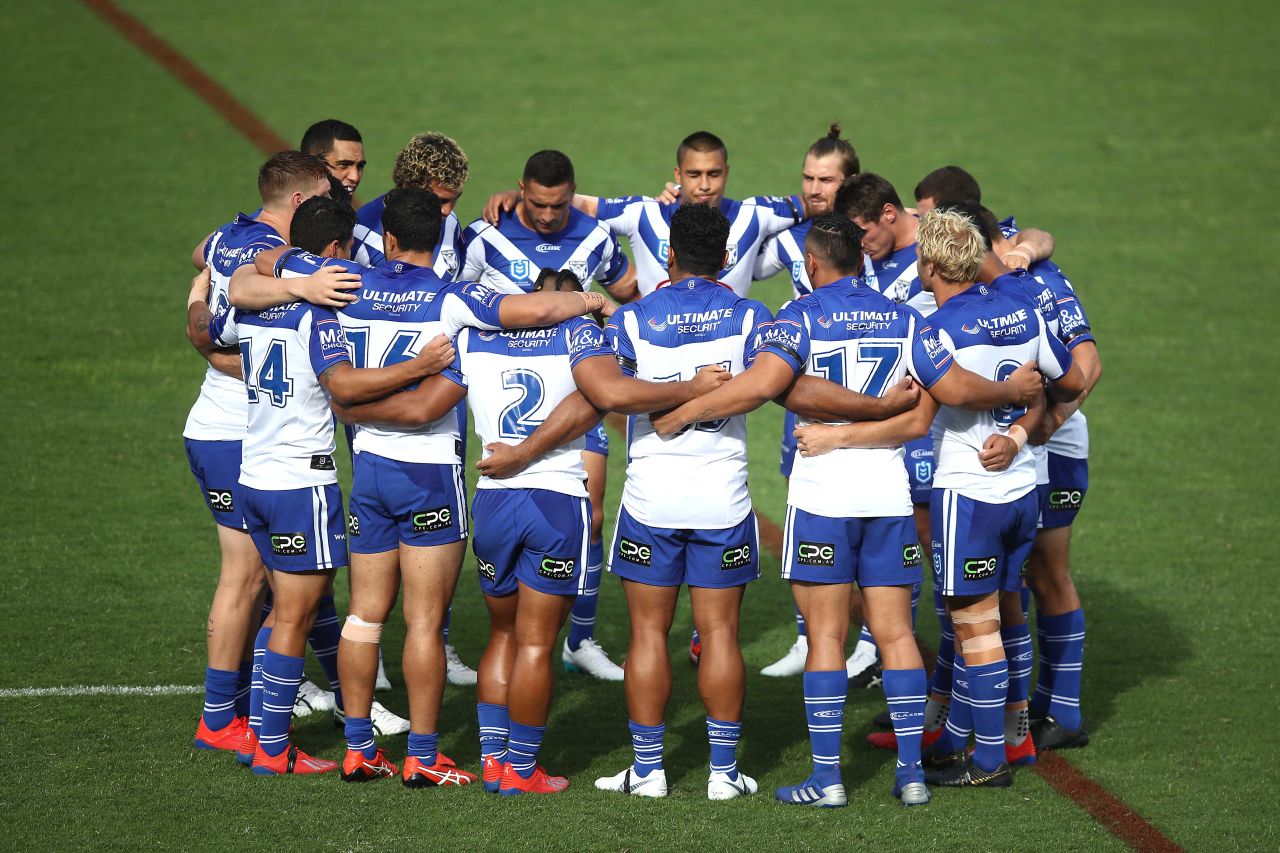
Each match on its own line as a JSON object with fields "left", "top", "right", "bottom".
{"left": 353, "top": 192, "right": 464, "bottom": 281}
{"left": 760, "top": 279, "right": 955, "bottom": 518}
{"left": 594, "top": 195, "right": 803, "bottom": 297}
{"left": 183, "top": 214, "right": 285, "bottom": 441}
{"left": 754, "top": 221, "right": 813, "bottom": 300}
{"left": 457, "top": 317, "right": 613, "bottom": 497}
{"left": 929, "top": 284, "right": 1073, "bottom": 503}
{"left": 210, "top": 302, "right": 351, "bottom": 490}
{"left": 606, "top": 278, "right": 772, "bottom": 528}
{"left": 273, "top": 250, "right": 508, "bottom": 464}
{"left": 460, "top": 207, "right": 628, "bottom": 294}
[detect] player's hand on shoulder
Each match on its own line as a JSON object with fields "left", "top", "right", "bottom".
{"left": 1007, "top": 360, "right": 1043, "bottom": 407}
{"left": 296, "top": 264, "right": 361, "bottom": 308}
{"left": 477, "top": 441, "right": 530, "bottom": 478}
{"left": 656, "top": 182, "right": 680, "bottom": 204}
{"left": 483, "top": 189, "right": 520, "bottom": 225}
{"left": 793, "top": 423, "right": 842, "bottom": 458}
{"left": 1002, "top": 245, "right": 1034, "bottom": 270}
{"left": 978, "top": 433, "right": 1019, "bottom": 471}
{"left": 412, "top": 334, "right": 456, "bottom": 376}
{"left": 880, "top": 376, "right": 920, "bottom": 417}
{"left": 690, "top": 364, "right": 731, "bottom": 395}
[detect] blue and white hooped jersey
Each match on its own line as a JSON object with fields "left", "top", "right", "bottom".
{"left": 863, "top": 242, "right": 935, "bottom": 316}
{"left": 210, "top": 302, "right": 350, "bottom": 490}
{"left": 457, "top": 316, "right": 613, "bottom": 498}
{"left": 460, "top": 207, "right": 628, "bottom": 294}
{"left": 1030, "top": 259, "right": 1095, "bottom": 460}
{"left": 761, "top": 279, "right": 953, "bottom": 518}
{"left": 353, "top": 192, "right": 464, "bottom": 281}
{"left": 754, "top": 220, "right": 813, "bottom": 300}
{"left": 274, "top": 250, "right": 507, "bottom": 464}
{"left": 605, "top": 278, "right": 772, "bottom": 529}
{"left": 183, "top": 214, "right": 286, "bottom": 442}
{"left": 595, "top": 195, "right": 803, "bottom": 297}
{"left": 929, "top": 284, "right": 1073, "bottom": 503}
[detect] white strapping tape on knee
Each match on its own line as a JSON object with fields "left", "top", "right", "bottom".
{"left": 950, "top": 607, "right": 1000, "bottom": 625}
{"left": 341, "top": 614, "right": 383, "bottom": 644}
{"left": 959, "top": 632, "right": 1003, "bottom": 654}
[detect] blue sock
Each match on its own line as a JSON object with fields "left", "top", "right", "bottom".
{"left": 967, "top": 659, "right": 1009, "bottom": 772}
{"left": 345, "top": 717, "right": 375, "bottom": 760}
{"left": 935, "top": 656, "right": 971, "bottom": 754}
{"left": 234, "top": 660, "right": 252, "bottom": 718}
{"left": 706, "top": 717, "right": 741, "bottom": 779}
{"left": 629, "top": 720, "right": 665, "bottom": 777}
{"left": 478, "top": 702, "right": 509, "bottom": 761}
{"left": 442, "top": 605, "right": 452, "bottom": 645}
{"left": 883, "top": 668, "right": 927, "bottom": 785}
{"left": 1043, "top": 609, "right": 1086, "bottom": 729}
{"left": 308, "top": 594, "right": 343, "bottom": 713}
{"left": 1002, "top": 623, "right": 1033, "bottom": 705}
{"left": 408, "top": 731, "right": 439, "bottom": 766}
{"left": 201, "top": 667, "right": 238, "bottom": 730}
{"left": 1031, "top": 609, "right": 1052, "bottom": 716}
{"left": 803, "top": 670, "right": 845, "bottom": 780}
{"left": 258, "top": 650, "right": 304, "bottom": 757}
{"left": 909, "top": 581, "right": 922, "bottom": 629}
{"left": 248, "top": 626, "right": 271, "bottom": 736}
{"left": 507, "top": 721, "right": 545, "bottom": 779}
{"left": 795, "top": 605, "right": 807, "bottom": 638}
{"left": 1019, "top": 586, "right": 1032, "bottom": 619}
{"left": 568, "top": 540, "right": 604, "bottom": 650}
{"left": 929, "top": 597, "right": 956, "bottom": 698}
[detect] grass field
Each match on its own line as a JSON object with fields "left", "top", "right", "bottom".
{"left": 2, "top": 0, "right": 1278, "bottom": 849}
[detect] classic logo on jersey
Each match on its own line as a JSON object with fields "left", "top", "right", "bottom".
{"left": 206, "top": 489, "right": 234, "bottom": 513}
{"left": 270, "top": 532, "right": 308, "bottom": 556}
{"left": 439, "top": 248, "right": 457, "bottom": 273}
{"left": 812, "top": 710, "right": 842, "bottom": 719}
{"left": 618, "top": 538, "right": 652, "bottom": 566}
{"left": 538, "top": 557, "right": 576, "bottom": 580}
{"left": 902, "top": 544, "right": 922, "bottom": 568}
{"left": 722, "top": 543, "right": 752, "bottom": 570}
{"left": 412, "top": 507, "right": 453, "bottom": 533}
{"left": 962, "top": 555, "right": 998, "bottom": 580}
{"left": 568, "top": 260, "right": 589, "bottom": 283}
{"left": 1049, "top": 489, "right": 1084, "bottom": 511}
{"left": 347, "top": 514, "right": 360, "bottom": 537}
{"left": 509, "top": 259, "right": 530, "bottom": 280}
{"left": 657, "top": 239, "right": 669, "bottom": 263}
{"left": 477, "top": 558, "right": 496, "bottom": 582}
{"left": 535, "top": 243, "right": 560, "bottom": 254}
{"left": 796, "top": 541, "right": 835, "bottom": 567}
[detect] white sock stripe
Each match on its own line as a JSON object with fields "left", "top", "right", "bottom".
{"left": 803, "top": 694, "right": 848, "bottom": 702}
{"left": 807, "top": 724, "right": 843, "bottom": 732}
{"left": 886, "top": 694, "right": 928, "bottom": 703}
{"left": 1044, "top": 631, "right": 1086, "bottom": 641}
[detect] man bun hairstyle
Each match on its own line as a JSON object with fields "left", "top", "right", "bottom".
{"left": 676, "top": 130, "right": 728, "bottom": 166}
{"left": 392, "top": 132, "right": 469, "bottom": 191}
{"left": 522, "top": 150, "right": 576, "bottom": 188}
{"left": 807, "top": 122, "right": 860, "bottom": 179}
{"left": 917, "top": 208, "right": 987, "bottom": 284}
{"left": 914, "top": 165, "right": 982, "bottom": 206}
{"left": 299, "top": 119, "right": 362, "bottom": 158}
{"left": 804, "top": 213, "right": 865, "bottom": 275}
{"left": 258, "top": 151, "right": 329, "bottom": 206}
{"left": 834, "top": 172, "right": 904, "bottom": 223}
{"left": 668, "top": 203, "right": 731, "bottom": 277}
{"left": 289, "top": 196, "right": 356, "bottom": 256}
{"left": 382, "top": 187, "right": 443, "bottom": 253}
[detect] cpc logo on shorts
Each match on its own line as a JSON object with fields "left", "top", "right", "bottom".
{"left": 902, "top": 544, "right": 923, "bottom": 568}
{"left": 721, "top": 543, "right": 752, "bottom": 570}
{"left": 618, "top": 538, "right": 652, "bottom": 566}
{"left": 347, "top": 514, "right": 361, "bottom": 537}
{"left": 796, "top": 541, "right": 835, "bottom": 567}
{"left": 538, "top": 557, "right": 575, "bottom": 581}
{"left": 270, "top": 532, "right": 308, "bottom": 556}
{"left": 206, "top": 489, "right": 234, "bottom": 513}
{"left": 962, "top": 555, "right": 998, "bottom": 581}
{"left": 1049, "top": 489, "right": 1084, "bottom": 511}
{"left": 477, "top": 558, "right": 496, "bottom": 582}
{"left": 412, "top": 506, "right": 452, "bottom": 533}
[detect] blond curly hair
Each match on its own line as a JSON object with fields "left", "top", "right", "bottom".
{"left": 392, "top": 132, "right": 469, "bottom": 191}
{"left": 917, "top": 208, "right": 986, "bottom": 284}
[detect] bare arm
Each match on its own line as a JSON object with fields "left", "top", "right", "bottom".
{"left": 650, "top": 355, "right": 795, "bottom": 436}
{"left": 1041, "top": 341, "right": 1101, "bottom": 437}
{"left": 477, "top": 390, "right": 602, "bottom": 479}
{"left": 574, "top": 357, "right": 730, "bottom": 416}
{"left": 601, "top": 264, "right": 641, "bottom": 304}
{"left": 192, "top": 233, "right": 212, "bottom": 270}
{"left": 793, "top": 391, "right": 941, "bottom": 456}
{"left": 318, "top": 335, "right": 455, "bottom": 406}
{"left": 1004, "top": 228, "right": 1055, "bottom": 268}
{"left": 1046, "top": 359, "right": 1086, "bottom": 404}
{"left": 331, "top": 374, "right": 466, "bottom": 426}
{"left": 778, "top": 373, "right": 919, "bottom": 422}
{"left": 927, "top": 360, "right": 1042, "bottom": 410}
{"left": 496, "top": 290, "right": 606, "bottom": 328}
{"left": 980, "top": 392, "right": 1047, "bottom": 470}
{"left": 230, "top": 253, "right": 361, "bottom": 310}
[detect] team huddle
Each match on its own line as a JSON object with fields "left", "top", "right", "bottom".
{"left": 182, "top": 119, "right": 1100, "bottom": 806}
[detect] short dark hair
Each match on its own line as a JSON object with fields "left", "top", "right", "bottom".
{"left": 807, "top": 123, "right": 860, "bottom": 179}
{"left": 938, "top": 200, "right": 999, "bottom": 251}
{"left": 258, "top": 151, "right": 329, "bottom": 206}
{"left": 522, "top": 150, "right": 575, "bottom": 188}
{"left": 326, "top": 175, "right": 353, "bottom": 208}
{"left": 914, "top": 165, "right": 982, "bottom": 206}
{"left": 804, "top": 214, "right": 865, "bottom": 275}
{"left": 834, "top": 172, "right": 903, "bottom": 223}
{"left": 289, "top": 196, "right": 356, "bottom": 256}
{"left": 299, "top": 119, "right": 362, "bottom": 158}
{"left": 668, "top": 203, "right": 730, "bottom": 276}
{"left": 382, "top": 187, "right": 443, "bottom": 253}
{"left": 676, "top": 131, "right": 727, "bottom": 166}
{"left": 533, "top": 267, "right": 584, "bottom": 292}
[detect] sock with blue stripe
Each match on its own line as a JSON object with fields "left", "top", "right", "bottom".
{"left": 967, "top": 659, "right": 1010, "bottom": 772}
{"left": 248, "top": 626, "right": 271, "bottom": 736}
{"left": 706, "top": 717, "right": 741, "bottom": 780}
{"left": 795, "top": 605, "right": 807, "bottom": 638}
{"left": 883, "top": 668, "right": 927, "bottom": 784}
{"left": 934, "top": 656, "right": 971, "bottom": 754}
{"left": 201, "top": 667, "right": 238, "bottom": 731}
{"left": 258, "top": 650, "right": 304, "bottom": 757}
{"left": 478, "top": 702, "right": 509, "bottom": 761}
{"left": 1002, "top": 623, "right": 1033, "bottom": 706}
{"left": 1043, "top": 609, "right": 1086, "bottom": 729}
{"left": 568, "top": 540, "right": 604, "bottom": 650}
{"left": 308, "top": 594, "right": 343, "bottom": 712}
{"left": 234, "top": 660, "right": 252, "bottom": 719}
{"left": 345, "top": 716, "right": 376, "bottom": 760}
{"left": 506, "top": 721, "right": 545, "bottom": 779}
{"left": 408, "top": 731, "right": 439, "bottom": 766}
{"left": 629, "top": 720, "right": 665, "bottom": 777}
{"left": 803, "top": 670, "right": 845, "bottom": 782}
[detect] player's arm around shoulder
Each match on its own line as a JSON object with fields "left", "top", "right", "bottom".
{"left": 332, "top": 372, "right": 466, "bottom": 427}
{"left": 315, "top": 308, "right": 455, "bottom": 406}
{"left": 230, "top": 248, "right": 360, "bottom": 310}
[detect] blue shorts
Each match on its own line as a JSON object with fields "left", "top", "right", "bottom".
{"left": 779, "top": 410, "right": 797, "bottom": 478}
{"left": 930, "top": 488, "right": 1037, "bottom": 598}
{"left": 348, "top": 452, "right": 468, "bottom": 553}
{"left": 185, "top": 438, "right": 246, "bottom": 530}
{"left": 781, "top": 506, "right": 922, "bottom": 587}
{"left": 585, "top": 422, "right": 610, "bottom": 456}
{"left": 471, "top": 488, "right": 589, "bottom": 597}
{"left": 904, "top": 436, "right": 934, "bottom": 504}
{"left": 241, "top": 482, "right": 348, "bottom": 572}
{"left": 1038, "top": 454, "right": 1089, "bottom": 530}
{"left": 608, "top": 504, "right": 760, "bottom": 589}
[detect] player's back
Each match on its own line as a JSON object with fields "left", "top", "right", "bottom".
{"left": 353, "top": 192, "right": 464, "bottom": 280}
{"left": 460, "top": 207, "right": 626, "bottom": 294}
{"left": 607, "top": 279, "right": 771, "bottom": 528}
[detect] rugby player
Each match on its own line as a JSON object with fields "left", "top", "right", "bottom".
{"left": 301, "top": 119, "right": 366, "bottom": 197}
{"left": 912, "top": 165, "right": 1055, "bottom": 270}
{"left": 461, "top": 149, "right": 640, "bottom": 681}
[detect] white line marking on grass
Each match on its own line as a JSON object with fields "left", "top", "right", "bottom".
{"left": 0, "top": 684, "right": 203, "bottom": 698}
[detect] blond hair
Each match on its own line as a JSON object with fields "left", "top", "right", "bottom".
{"left": 392, "top": 132, "right": 469, "bottom": 191}
{"left": 917, "top": 208, "right": 986, "bottom": 283}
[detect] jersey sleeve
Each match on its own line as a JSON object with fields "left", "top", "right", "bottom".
{"left": 757, "top": 300, "right": 807, "bottom": 375}
{"left": 565, "top": 317, "right": 612, "bottom": 367}
{"left": 753, "top": 234, "right": 786, "bottom": 281}
{"left": 274, "top": 249, "right": 362, "bottom": 280}
{"left": 605, "top": 307, "right": 638, "bottom": 376}
{"left": 905, "top": 309, "right": 953, "bottom": 388}
{"left": 595, "top": 230, "right": 630, "bottom": 286}
{"left": 594, "top": 196, "right": 645, "bottom": 239}
{"left": 999, "top": 215, "right": 1020, "bottom": 238}
{"left": 741, "top": 299, "right": 776, "bottom": 368}
{"left": 748, "top": 195, "right": 804, "bottom": 238}
{"left": 1051, "top": 281, "right": 1095, "bottom": 349}
{"left": 209, "top": 305, "right": 239, "bottom": 347}
{"left": 1034, "top": 312, "right": 1072, "bottom": 381}
{"left": 305, "top": 306, "right": 352, "bottom": 376}
{"left": 459, "top": 221, "right": 489, "bottom": 282}
{"left": 239, "top": 233, "right": 285, "bottom": 264}
{"left": 439, "top": 281, "right": 508, "bottom": 336}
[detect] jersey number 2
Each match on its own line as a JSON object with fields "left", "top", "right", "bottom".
{"left": 498, "top": 369, "right": 545, "bottom": 439}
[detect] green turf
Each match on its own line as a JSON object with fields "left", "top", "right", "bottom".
{"left": 1, "top": 0, "right": 1278, "bottom": 849}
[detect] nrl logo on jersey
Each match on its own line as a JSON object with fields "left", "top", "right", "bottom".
{"left": 656, "top": 239, "right": 670, "bottom": 263}
{"left": 509, "top": 259, "right": 530, "bottom": 280}
{"left": 568, "top": 260, "right": 589, "bottom": 282}
{"left": 791, "top": 261, "right": 805, "bottom": 284}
